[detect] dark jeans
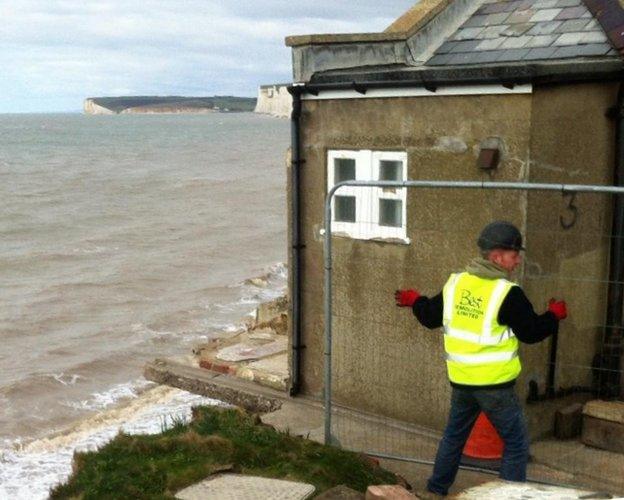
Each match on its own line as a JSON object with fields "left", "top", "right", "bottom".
{"left": 427, "top": 385, "right": 529, "bottom": 496}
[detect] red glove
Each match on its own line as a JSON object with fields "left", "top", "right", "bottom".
{"left": 548, "top": 298, "right": 567, "bottom": 320}
{"left": 395, "top": 289, "right": 421, "bottom": 307}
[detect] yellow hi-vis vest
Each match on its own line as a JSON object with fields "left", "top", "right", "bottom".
{"left": 442, "top": 272, "right": 521, "bottom": 385}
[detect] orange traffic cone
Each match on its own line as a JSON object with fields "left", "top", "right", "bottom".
{"left": 463, "top": 412, "right": 503, "bottom": 460}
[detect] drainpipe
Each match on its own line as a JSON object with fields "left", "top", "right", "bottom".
{"left": 599, "top": 82, "right": 624, "bottom": 399}
{"left": 287, "top": 85, "right": 304, "bottom": 396}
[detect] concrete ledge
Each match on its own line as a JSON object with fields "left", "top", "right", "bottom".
{"left": 144, "top": 359, "right": 286, "bottom": 414}
{"left": 285, "top": 32, "right": 406, "bottom": 48}
{"left": 385, "top": 0, "right": 453, "bottom": 36}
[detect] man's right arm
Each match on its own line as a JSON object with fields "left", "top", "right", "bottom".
{"left": 413, "top": 292, "right": 443, "bottom": 329}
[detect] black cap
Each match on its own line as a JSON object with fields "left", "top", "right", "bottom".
{"left": 477, "top": 221, "right": 525, "bottom": 251}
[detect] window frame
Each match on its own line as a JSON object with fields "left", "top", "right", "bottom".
{"left": 327, "top": 149, "right": 409, "bottom": 243}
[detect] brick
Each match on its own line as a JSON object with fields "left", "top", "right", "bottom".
{"left": 554, "top": 402, "right": 583, "bottom": 439}
{"left": 199, "top": 359, "right": 237, "bottom": 375}
{"left": 556, "top": 0, "right": 581, "bottom": 6}
{"left": 584, "top": 400, "right": 624, "bottom": 423}
{"left": 365, "top": 485, "right": 417, "bottom": 500}
{"left": 582, "top": 416, "right": 624, "bottom": 454}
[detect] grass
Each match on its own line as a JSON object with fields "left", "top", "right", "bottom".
{"left": 50, "top": 406, "right": 398, "bottom": 499}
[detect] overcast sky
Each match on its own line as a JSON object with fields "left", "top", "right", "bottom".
{"left": 0, "top": 1, "right": 415, "bottom": 113}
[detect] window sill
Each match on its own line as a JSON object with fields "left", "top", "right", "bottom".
{"left": 321, "top": 228, "right": 411, "bottom": 245}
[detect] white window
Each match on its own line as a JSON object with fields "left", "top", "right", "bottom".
{"left": 327, "top": 149, "right": 408, "bottom": 243}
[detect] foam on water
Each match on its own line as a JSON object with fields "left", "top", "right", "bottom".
{"left": 0, "top": 384, "right": 223, "bottom": 500}
{"left": 0, "top": 113, "right": 289, "bottom": 495}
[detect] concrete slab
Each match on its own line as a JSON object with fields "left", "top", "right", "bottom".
{"left": 217, "top": 337, "right": 287, "bottom": 362}
{"left": 456, "top": 480, "right": 596, "bottom": 499}
{"left": 175, "top": 474, "right": 315, "bottom": 500}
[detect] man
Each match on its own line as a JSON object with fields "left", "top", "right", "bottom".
{"left": 395, "top": 221, "right": 567, "bottom": 497}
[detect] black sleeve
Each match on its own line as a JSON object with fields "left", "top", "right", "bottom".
{"left": 497, "top": 286, "right": 559, "bottom": 344}
{"left": 412, "top": 292, "right": 443, "bottom": 329}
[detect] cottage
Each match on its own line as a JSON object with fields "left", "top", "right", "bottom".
{"left": 284, "top": 0, "right": 624, "bottom": 451}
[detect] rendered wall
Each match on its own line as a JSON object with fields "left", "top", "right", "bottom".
{"left": 521, "top": 83, "right": 617, "bottom": 433}
{"left": 297, "top": 92, "right": 531, "bottom": 431}
{"left": 292, "top": 82, "right": 618, "bottom": 435}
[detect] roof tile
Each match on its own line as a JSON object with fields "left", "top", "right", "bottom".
{"left": 502, "top": 23, "right": 533, "bottom": 36}
{"left": 555, "top": 18, "right": 590, "bottom": 33}
{"left": 500, "top": 35, "right": 533, "bottom": 49}
{"left": 485, "top": 12, "right": 512, "bottom": 25}
{"left": 524, "top": 34, "right": 558, "bottom": 47}
{"left": 534, "top": 0, "right": 559, "bottom": 8}
{"left": 497, "top": 48, "right": 532, "bottom": 61}
{"left": 553, "top": 32, "right": 586, "bottom": 45}
{"left": 479, "top": 25, "right": 508, "bottom": 39}
{"left": 556, "top": 6, "right": 589, "bottom": 20}
{"left": 427, "top": 53, "right": 454, "bottom": 66}
{"left": 436, "top": 41, "right": 460, "bottom": 54}
{"left": 475, "top": 38, "right": 505, "bottom": 50}
{"left": 581, "top": 31, "right": 607, "bottom": 44}
{"left": 469, "top": 51, "right": 509, "bottom": 64}
{"left": 527, "top": 20, "right": 563, "bottom": 35}
{"left": 452, "top": 27, "right": 485, "bottom": 40}
{"left": 449, "top": 40, "right": 482, "bottom": 53}
{"left": 530, "top": 9, "right": 562, "bottom": 22}
{"left": 425, "top": 0, "right": 619, "bottom": 67}
{"left": 482, "top": 2, "right": 511, "bottom": 14}
{"left": 525, "top": 46, "right": 559, "bottom": 58}
{"left": 506, "top": 10, "right": 535, "bottom": 24}
{"left": 462, "top": 15, "right": 490, "bottom": 28}
{"left": 447, "top": 52, "right": 480, "bottom": 65}
{"left": 552, "top": 43, "right": 612, "bottom": 57}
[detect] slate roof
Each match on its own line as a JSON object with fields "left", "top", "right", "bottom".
{"left": 427, "top": 0, "right": 617, "bottom": 66}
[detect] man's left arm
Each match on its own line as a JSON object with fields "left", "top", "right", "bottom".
{"left": 498, "top": 286, "right": 563, "bottom": 344}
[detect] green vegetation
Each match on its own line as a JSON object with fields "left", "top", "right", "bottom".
{"left": 50, "top": 406, "right": 397, "bottom": 499}
{"left": 88, "top": 96, "right": 257, "bottom": 113}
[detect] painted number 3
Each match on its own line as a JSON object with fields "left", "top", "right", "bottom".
{"left": 560, "top": 192, "right": 578, "bottom": 230}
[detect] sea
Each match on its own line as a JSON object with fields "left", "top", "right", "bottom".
{"left": 0, "top": 112, "right": 290, "bottom": 498}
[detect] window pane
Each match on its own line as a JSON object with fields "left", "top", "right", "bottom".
{"left": 379, "top": 199, "right": 402, "bottom": 227}
{"left": 335, "top": 196, "right": 356, "bottom": 222}
{"left": 379, "top": 160, "right": 402, "bottom": 181}
{"left": 334, "top": 158, "right": 356, "bottom": 184}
